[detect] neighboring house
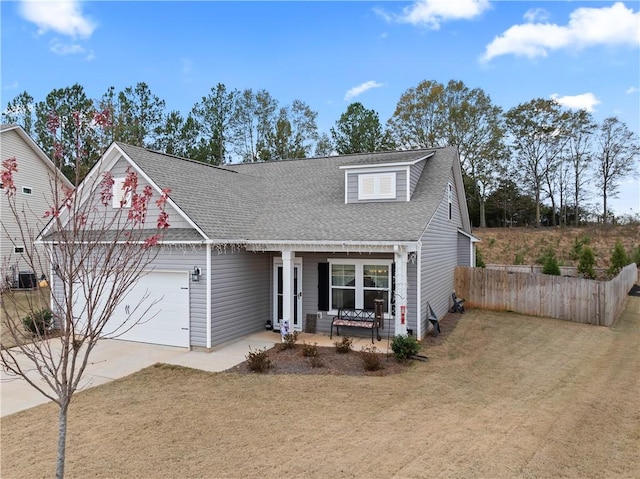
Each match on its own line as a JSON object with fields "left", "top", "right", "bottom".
{"left": 49, "top": 142, "right": 477, "bottom": 348}
{"left": 0, "top": 124, "right": 73, "bottom": 288}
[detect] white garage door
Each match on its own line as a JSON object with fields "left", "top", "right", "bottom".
{"left": 75, "top": 271, "right": 190, "bottom": 347}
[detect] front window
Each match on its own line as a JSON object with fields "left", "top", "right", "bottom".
{"left": 330, "top": 260, "right": 391, "bottom": 313}
{"left": 331, "top": 264, "right": 355, "bottom": 309}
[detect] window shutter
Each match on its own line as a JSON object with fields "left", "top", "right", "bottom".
{"left": 361, "top": 177, "right": 375, "bottom": 197}
{"left": 318, "top": 262, "right": 330, "bottom": 311}
{"left": 379, "top": 175, "right": 394, "bottom": 196}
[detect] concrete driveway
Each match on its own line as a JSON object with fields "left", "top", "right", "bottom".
{"left": 1, "top": 332, "right": 278, "bottom": 417}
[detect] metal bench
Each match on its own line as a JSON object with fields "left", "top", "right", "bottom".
{"left": 330, "top": 308, "right": 381, "bottom": 343}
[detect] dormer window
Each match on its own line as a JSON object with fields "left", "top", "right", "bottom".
{"left": 358, "top": 173, "right": 396, "bottom": 200}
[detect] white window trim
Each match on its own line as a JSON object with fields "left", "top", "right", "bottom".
{"left": 328, "top": 258, "right": 393, "bottom": 314}
{"left": 112, "top": 177, "right": 131, "bottom": 208}
{"left": 22, "top": 186, "right": 32, "bottom": 195}
{"left": 448, "top": 182, "right": 453, "bottom": 220}
{"left": 358, "top": 172, "right": 396, "bottom": 200}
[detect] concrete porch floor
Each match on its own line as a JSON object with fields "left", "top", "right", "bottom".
{"left": 249, "top": 329, "right": 394, "bottom": 355}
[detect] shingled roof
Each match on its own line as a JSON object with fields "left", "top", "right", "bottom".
{"left": 117, "top": 144, "right": 459, "bottom": 244}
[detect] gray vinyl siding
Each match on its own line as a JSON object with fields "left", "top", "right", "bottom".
{"left": 458, "top": 232, "right": 471, "bottom": 266}
{"left": 409, "top": 159, "right": 426, "bottom": 198}
{"left": 210, "top": 249, "right": 271, "bottom": 348}
{"left": 345, "top": 170, "right": 407, "bottom": 203}
{"left": 420, "top": 167, "right": 464, "bottom": 326}
{"left": 0, "top": 129, "right": 56, "bottom": 281}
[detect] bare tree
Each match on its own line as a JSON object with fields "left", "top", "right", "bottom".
{"left": 505, "top": 98, "right": 570, "bottom": 227}
{"left": 0, "top": 111, "right": 171, "bottom": 478}
{"left": 565, "top": 109, "right": 596, "bottom": 226}
{"left": 594, "top": 117, "right": 640, "bottom": 224}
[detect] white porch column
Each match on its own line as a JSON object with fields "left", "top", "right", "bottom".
{"left": 394, "top": 246, "right": 408, "bottom": 336}
{"left": 281, "top": 249, "right": 295, "bottom": 336}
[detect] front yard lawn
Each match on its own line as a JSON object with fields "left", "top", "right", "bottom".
{"left": 2, "top": 296, "right": 639, "bottom": 478}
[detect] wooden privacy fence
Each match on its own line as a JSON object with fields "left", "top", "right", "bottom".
{"left": 455, "top": 264, "right": 638, "bottom": 326}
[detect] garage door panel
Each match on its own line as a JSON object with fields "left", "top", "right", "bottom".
{"left": 74, "top": 271, "right": 190, "bottom": 347}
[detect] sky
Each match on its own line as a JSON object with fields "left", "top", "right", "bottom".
{"left": 1, "top": 0, "right": 639, "bottom": 216}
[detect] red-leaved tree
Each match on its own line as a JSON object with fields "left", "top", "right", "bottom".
{"left": 0, "top": 110, "right": 170, "bottom": 478}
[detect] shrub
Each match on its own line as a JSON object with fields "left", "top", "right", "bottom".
{"left": 334, "top": 336, "right": 352, "bottom": 354}
{"left": 22, "top": 308, "right": 53, "bottom": 335}
{"left": 570, "top": 235, "right": 591, "bottom": 261}
{"left": 608, "top": 240, "right": 629, "bottom": 276}
{"left": 245, "top": 347, "right": 272, "bottom": 373}
{"left": 391, "top": 334, "right": 420, "bottom": 362}
{"left": 488, "top": 237, "right": 496, "bottom": 247}
{"left": 476, "top": 248, "right": 486, "bottom": 268}
{"left": 541, "top": 250, "right": 561, "bottom": 276}
{"left": 308, "top": 355, "right": 324, "bottom": 368}
{"left": 360, "top": 345, "right": 383, "bottom": 371}
{"left": 577, "top": 246, "right": 596, "bottom": 279}
{"left": 277, "top": 331, "right": 298, "bottom": 351}
{"left": 301, "top": 341, "right": 318, "bottom": 358}
{"left": 514, "top": 252, "right": 525, "bottom": 265}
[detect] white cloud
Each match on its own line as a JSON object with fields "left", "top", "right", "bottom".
{"left": 2, "top": 81, "right": 20, "bottom": 91}
{"left": 523, "top": 8, "right": 550, "bottom": 23}
{"left": 50, "top": 39, "right": 84, "bottom": 55}
{"left": 550, "top": 93, "right": 601, "bottom": 112}
{"left": 626, "top": 86, "right": 639, "bottom": 94}
{"left": 481, "top": 2, "right": 640, "bottom": 62}
{"left": 344, "top": 81, "right": 384, "bottom": 101}
{"left": 376, "top": 0, "right": 490, "bottom": 30}
{"left": 20, "top": 0, "right": 96, "bottom": 38}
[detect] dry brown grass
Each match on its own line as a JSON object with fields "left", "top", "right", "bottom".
{"left": 475, "top": 224, "right": 640, "bottom": 268}
{"left": 2, "top": 297, "right": 638, "bottom": 479}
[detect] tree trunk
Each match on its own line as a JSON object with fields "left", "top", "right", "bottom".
{"left": 535, "top": 187, "right": 541, "bottom": 228}
{"left": 479, "top": 197, "right": 487, "bottom": 228}
{"left": 603, "top": 191, "right": 608, "bottom": 225}
{"left": 56, "top": 401, "right": 69, "bottom": 479}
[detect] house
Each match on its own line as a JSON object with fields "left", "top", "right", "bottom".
{"left": 48, "top": 142, "right": 477, "bottom": 348}
{"left": 0, "top": 124, "right": 73, "bottom": 288}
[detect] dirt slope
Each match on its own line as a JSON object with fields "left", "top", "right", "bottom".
{"left": 474, "top": 224, "right": 640, "bottom": 268}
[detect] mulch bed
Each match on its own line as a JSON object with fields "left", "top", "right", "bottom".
{"left": 226, "top": 311, "right": 463, "bottom": 376}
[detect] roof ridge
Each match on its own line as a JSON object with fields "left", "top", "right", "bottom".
{"left": 116, "top": 142, "right": 238, "bottom": 173}
{"left": 228, "top": 147, "right": 441, "bottom": 167}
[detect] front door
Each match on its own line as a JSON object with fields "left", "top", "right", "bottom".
{"left": 273, "top": 259, "right": 303, "bottom": 331}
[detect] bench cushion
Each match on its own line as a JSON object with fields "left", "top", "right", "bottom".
{"left": 332, "top": 319, "right": 375, "bottom": 328}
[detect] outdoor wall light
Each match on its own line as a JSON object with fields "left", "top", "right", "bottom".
{"left": 191, "top": 266, "right": 201, "bottom": 282}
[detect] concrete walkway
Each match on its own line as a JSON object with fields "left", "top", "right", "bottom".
{"left": 1, "top": 330, "right": 389, "bottom": 417}
{"left": 1, "top": 331, "right": 277, "bottom": 417}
